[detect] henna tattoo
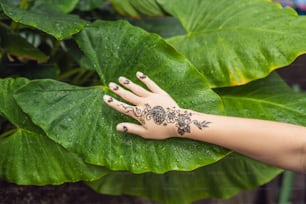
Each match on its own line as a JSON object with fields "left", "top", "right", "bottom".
{"left": 122, "top": 126, "right": 128, "bottom": 132}
{"left": 138, "top": 72, "right": 147, "bottom": 79}
{"left": 107, "top": 97, "right": 113, "bottom": 103}
{"left": 123, "top": 79, "right": 130, "bottom": 85}
{"left": 112, "top": 85, "right": 119, "bottom": 91}
{"left": 119, "top": 104, "right": 210, "bottom": 136}
{"left": 119, "top": 104, "right": 147, "bottom": 124}
{"left": 147, "top": 105, "right": 166, "bottom": 125}
{"left": 193, "top": 120, "right": 211, "bottom": 130}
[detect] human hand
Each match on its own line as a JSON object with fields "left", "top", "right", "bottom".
{"left": 103, "top": 72, "right": 210, "bottom": 139}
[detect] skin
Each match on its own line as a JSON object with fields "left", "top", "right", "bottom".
{"left": 103, "top": 72, "right": 306, "bottom": 173}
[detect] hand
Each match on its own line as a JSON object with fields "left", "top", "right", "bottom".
{"left": 103, "top": 72, "right": 180, "bottom": 139}
{"left": 103, "top": 72, "right": 211, "bottom": 139}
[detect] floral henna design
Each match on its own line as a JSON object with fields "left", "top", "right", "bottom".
{"left": 119, "top": 104, "right": 211, "bottom": 136}
{"left": 146, "top": 106, "right": 166, "bottom": 125}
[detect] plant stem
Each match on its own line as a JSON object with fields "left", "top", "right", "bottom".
{"left": 50, "top": 40, "right": 61, "bottom": 58}
{"left": 0, "top": 128, "right": 17, "bottom": 138}
{"left": 19, "top": 0, "right": 29, "bottom": 9}
{"left": 77, "top": 70, "right": 96, "bottom": 85}
{"left": 72, "top": 69, "right": 86, "bottom": 84}
{"left": 57, "top": 68, "right": 84, "bottom": 81}
{"left": 278, "top": 171, "right": 295, "bottom": 204}
{"left": 10, "top": 21, "right": 19, "bottom": 31}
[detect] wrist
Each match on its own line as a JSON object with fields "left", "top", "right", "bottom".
{"left": 168, "top": 108, "right": 197, "bottom": 137}
{"left": 171, "top": 108, "right": 211, "bottom": 138}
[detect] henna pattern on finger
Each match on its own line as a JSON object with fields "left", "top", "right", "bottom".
{"left": 119, "top": 104, "right": 211, "bottom": 136}
{"left": 107, "top": 97, "right": 113, "bottom": 103}
{"left": 137, "top": 72, "right": 147, "bottom": 79}
{"left": 119, "top": 104, "right": 147, "bottom": 124}
{"left": 122, "top": 126, "right": 128, "bottom": 132}
{"left": 112, "top": 85, "right": 119, "bottom": 91}
{"left": 123, "top": 79, "right": 130, "bottom": 85}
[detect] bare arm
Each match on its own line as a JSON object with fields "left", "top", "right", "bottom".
{"left": 188, "top": 112, "right": 306, "bottom": 172}
{"left": 103, "top": 72, "right": 306, "bottom": 173}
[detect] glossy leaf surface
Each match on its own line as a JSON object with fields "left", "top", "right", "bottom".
{"left": 15, "top": 20, "right": 229, "bottom": 174}
{"left": 129, "top": 16, "right": 186, "bottom": 38}
{"left": 88, "top": 153, "right": 282, "bottom": 204}
{"left": 0, "top": 0, "right": 87, "bottom": 40}
{"left": 159, "top": 0, "right": 306, "bottom": 87}
{"left": 110, "top": 0, "right": 164, "bottom": 17}
{"left": 216, "top": 73, "right": 306, "bottom": 126}
{"left": 74, "top": 20, "right": 223, "bottom": 116}
{"left": 0, "top": 78, "right": 106, "bottom": 185}
{"left": 30, "top": 0, "right": 79, "bottom": 13}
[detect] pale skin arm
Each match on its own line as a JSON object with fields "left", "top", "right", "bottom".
{"left": 103, "top": 72, "right": 306, "bottom": 173}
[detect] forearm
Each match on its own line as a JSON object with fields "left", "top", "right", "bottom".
{"left": 104, "top": 73, "right": 306, "bottom": 173}
{"left": 185, "top": 110, "right": 306, "bottom": 172}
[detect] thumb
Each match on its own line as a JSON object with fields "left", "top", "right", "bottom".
{"left": 116, "top": 123, "right": 147, "bottom": 138}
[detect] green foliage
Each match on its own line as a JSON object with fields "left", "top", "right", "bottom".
{"left": 0, "top": 23, "right": 48, "bottom": 63}
{"left": 0, "top": 0, "right": 306, "bottom": 203}
{"left": 15, "top": 20, "right": 227, "bottom": 174}
{"left": 88, "top": 153, "right": 282, "bottom": 204}
{"left": 110, "top": 0, "right": 164, "bottom": 17}
{"left": 1, "top": 0, "right": 87, "bottom": 40}
{"left": 161, "top": 0, "right": 306, "bottom": 87}
{"left": 0, "top": 78, "right": 107, "bottom": 185}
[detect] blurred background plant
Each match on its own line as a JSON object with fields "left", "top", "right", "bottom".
{"left": 273, "top": 0, "right": 306, "bottom": 14}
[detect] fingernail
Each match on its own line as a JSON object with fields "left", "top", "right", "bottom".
{"left": 109, "top": 82, "right": 119, "bottom": 91}
{"left": 116, "top": 124, "right": 128, "bottom": 132}
{"left": 119, "top": 76, "right": 130, "bottom": 85}
{"left": 136, "top": 72, "right": 146, "bottom": 79}
{"left": 123, "top": 126, "right": 128, "bottom": 132}
{"left": 103, "top": 95, "right": 113, "bottom": 103}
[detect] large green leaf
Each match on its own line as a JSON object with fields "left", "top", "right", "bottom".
{"left": 0, "top": 0, "right": 87, "bottom": 40}
{"left": 87, "top": 74, "right": 304, "bottom": 203}
{"left": 158, "top": 0, "right": 306, "bottom": 87}
{"left": 109, "top": 0, "right": 139, "bottom": 18}
{"left": 0, "top": 78, "right": 38, "bottom": 130}
{"left": 5, "top": 0, "right": 79, "bottom": 13}
{"left": 110, "top": 0, "right": 164, "bottom": 18}
{"left": 14, "top": 79, "right": 228, "bottom": 174}
{"left": 27, "top": 0, "right": 79, "bottom": 13}
{"left": 216, "top": 73, "right": 306, "bottom": 126}
{"left": 74, "top": 20, "right": 223, "bottom": 115}
{"left": 15, "top": 20, "right": 229, "bottom": 174}
{"left": 0, "top": 78, "right": 106, "bottom": 185}
{"left": 129, "top": 16, "right": 186, "bottom": 38}
{"left": 87, "top": 153, "right": 282, "bottom": 204}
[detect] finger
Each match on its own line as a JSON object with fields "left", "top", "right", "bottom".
{"left": 103, "top": 95, "right": 140, "bottom": 120}
{"left": 118, "top": 76, "right": 151, "bottom": 97}
{"left": 108, "top": 82, "right": 141, "bottom": 105}
{"left": 116, "top": 123, "right": 147, "bottom": 138}
{"left": 136, "top": 72, "right": 166, "bottom": 94}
